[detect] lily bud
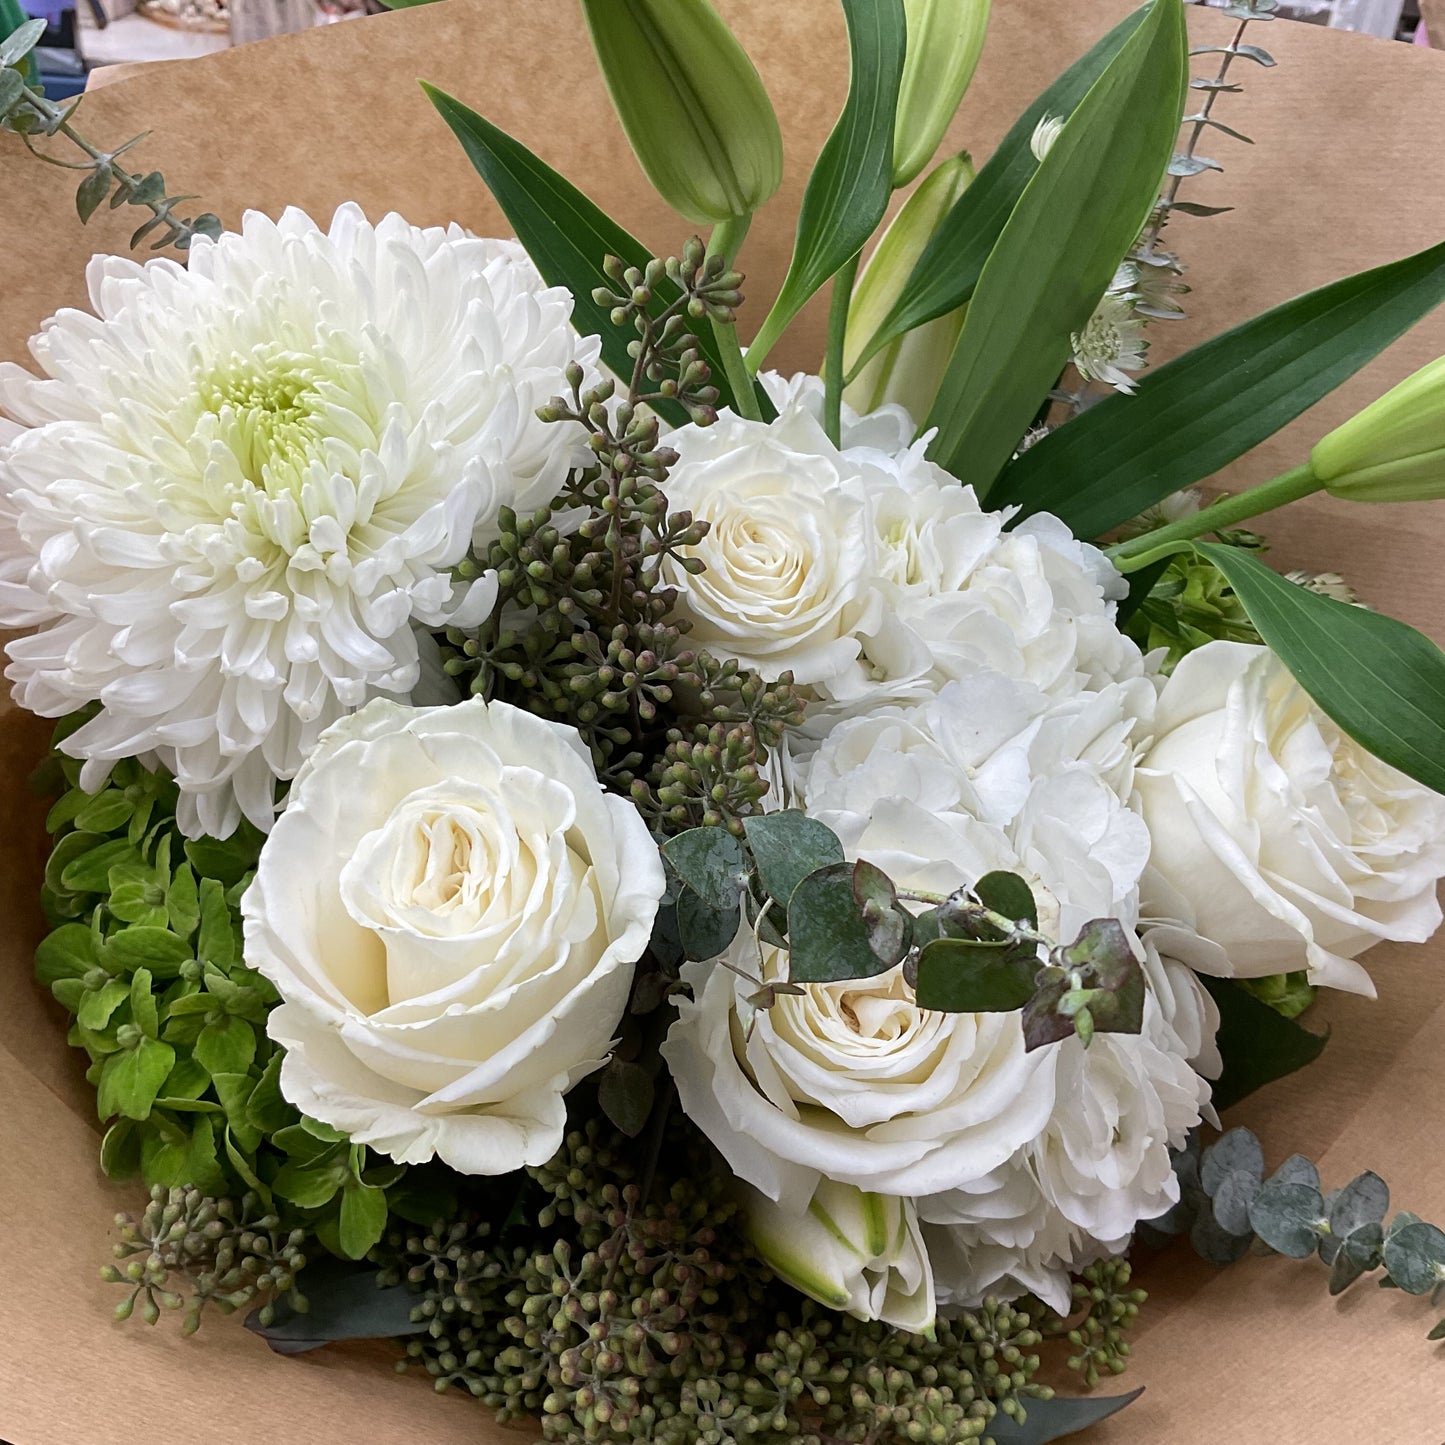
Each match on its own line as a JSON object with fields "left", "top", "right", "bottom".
{"left": 1310, "top": 355, "right": 1445, "bottom": 502}
{"left": 893, "top": 0, "right": 991, "bottom": 188}
{"left": 741, "top": 1178, "right": 936, "bottom": 1333}
{"left": 845, "top": 153, "right": 975, "bottom": 421}
{"left": 581, "top": 0, "right": 783, "bottom": 226}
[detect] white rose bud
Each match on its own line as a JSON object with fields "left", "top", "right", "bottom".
{"left": 741, "top": 1178, "right": 936, "bottom": 1333}
{"left": 241, "top": 697, "right": 665, "bottom": 1173}
{"left": 1136, "top": 641, "right": 1445, "bottom": 995}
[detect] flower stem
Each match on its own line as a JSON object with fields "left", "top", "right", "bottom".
{"left": 1108, "top": 462, "right": 1323, "bottom": 573}
{"left": 823, "top": 251, "right": 861, "bottom": 448}
{"left": 707, "top": 215, "right": 761, "bottom": 422}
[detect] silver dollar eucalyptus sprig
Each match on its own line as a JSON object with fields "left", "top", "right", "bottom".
{"left": 0, "top": 19, "right": 220, "bottom": 250}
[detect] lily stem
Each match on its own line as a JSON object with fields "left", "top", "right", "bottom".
{"left": 1108, "top": 462, "right": 1322, "bottom": 573}
{"left": 823, "top": 251, "right": 861, "bottom": 448}
{"left": 707, "top": 214, "right": 761, "bottom": 422}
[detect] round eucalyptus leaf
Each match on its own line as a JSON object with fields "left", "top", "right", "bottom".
{"left": 1248, "top": 1181, "right": 1326, "bottom": 1258}
{"left": 1211, "top": 1168, "right": 1259, "bottom": 1238}
{"left": 1330, "top": 1171, "right": 1390, "bottom": 1238}
{"left": 1201, "top": 1127, "right": 1264, "bottom": 1197}
{"left": 1267, "top": 1153, "right": 1321, "bottom": 1192}
{"left": 1191, "top": 1208, "right": 1251, "bottom": 1267}
{"left": 1382, "top": 1221, "right": 1445, "bottom": 1296}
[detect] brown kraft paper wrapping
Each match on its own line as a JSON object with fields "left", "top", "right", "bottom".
{"left": 0, "top": 3, "right": 1443, "bottom": 1440}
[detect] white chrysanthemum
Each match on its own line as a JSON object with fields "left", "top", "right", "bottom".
{"left": 662, "top": 376, "right": 1139, "bottom": 718}
{"left": 0, "top": 205, "right": 597, "bottom": 838}
{"left": 1071, "top": 293, "right": 1149, "bottom": 394}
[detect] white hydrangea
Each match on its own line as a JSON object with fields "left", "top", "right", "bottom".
{"left": 660, "top": 373, "right": 1139, "bottom": 724}
{"left": 0, "top": 205, "right": 596, "bottom": 838}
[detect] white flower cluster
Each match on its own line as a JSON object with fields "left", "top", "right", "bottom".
{"left": 6, "top": 211, "right": 1443, "bottom": 1335}
{"left": 0, "top": 205, "right": 595, "bottom": 837}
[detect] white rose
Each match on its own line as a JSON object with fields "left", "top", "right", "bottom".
{"left": 661, "top": 944, "right": 1056, "bottom": 1212}
{"left": 664, "top": 381, "right": 1142, "bottom": 721}
{"left": 1136, "top": 641, "right": 1445, "bottom": 995}
{"left": 241, "top": 696, "right": 665, "bottom": 1174}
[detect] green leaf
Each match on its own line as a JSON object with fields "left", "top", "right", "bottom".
{"left": 97, "top": 1038, "right": 175, "bottom": 1121}
{"left": 184, "top": 830, "right": 261, "bottom": 889}
{"left": 338, "top": 1179, "right": 390, "bottom": 1260}
{"left": 73, "top": 787, "right": 131, "bottom": 834}
{"left": 129, "top": 968, "right": 158, "bottom": 1039}
{"left": 35, "top": 924, "right": 98, "bottom": 986}
{"left": 211, "top": 1072, "right": 263, "bottom": 1154}
{"left": 924, "top": 0, "right": 1188, "bottom": 493}
{"left": 992, "top": 239, "right": 1445, "bottom": 536}
{"left": 1202, "top": 975, "right": 1329, "bottom": 1112}
{"left": 106, "top": 926, "right": 192, "bottom": 976}
{"left": 787, "top": 862, "right": 892, "bottom": 984}
{"left": 662, "top": 829, "right": 749, "bottom": 911}
{"left": 1248, "top": 1181, "right": 1327, "bottom": 1258}
{"left": 224, "top": 1126, "right": 270, "bottom": 1202}
{"left": 194, "top": 1015, "right": 257, "bottom": 1078}
{"left": 0, "top": 15, "right": 45, "bottom": 67}
{"left": 423, "top": 83, "right": 771, "bottom": 425}
{"left": 746, "top": 0, "right": 906, "bottom": 365}
{"left": 743, "top": 812, "right": 847, "bottom": 908}
{"left": 1200, "top": 543, "right": 1445, "bottom": 795}
{"left": 597, "top": 1057, "right": 655, "bottom": 1139}
{"left": 167, "top": 864, "right": 200, "bottom": 937}
{"left": 274, "top": 1159, "right": 346, "bottom": 1210}
{"left": 914, "top": 937, "right": 1036, "bottom": 1012}
{"left": 848, "top": 6, "right": 1150, "bottom": 380}
{"left": 159, "top": 1055, "right": 210, "bottom": 1101}
{"left": 197, "top": 877, "right": 237, "bottom": 970}
{"left": 1382, "top": 1221, "right": 1445, "bottom": 1295}
{"left": 973, "top": 871, "right": 1038, "bottom": 930}
{"left": 987, "top": 1390, "right": 1143, "bottom": 1444}
{"left": 100, "top": 1118, "right": 142, "bottom": 1180}
{"left": 244, "top": 1257, "right": 425, "bottom": 1355}
{"left": 77, "top": 978, "right": 131, "bottom": 1032}
{"left": 247, "top": 1051, "right": 295, "bottom": 1134}
{"left": 59, "top": 837, "right": 139, "bottom": 894}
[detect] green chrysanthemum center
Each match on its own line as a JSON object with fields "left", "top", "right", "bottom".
{"left": 199, "top": 355, "right": 328, "bottom": 491}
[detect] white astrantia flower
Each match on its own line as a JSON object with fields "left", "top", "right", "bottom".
{"left": 665, "top": 670, "right": 1216, "bottom": 1315}
{"left": 0, "top": 205, "right": 597, "bottom": 838}
{"left": 1071, "top": 293, "right": 1149, "bottom": 395}
{"left": 660, "top": 375, "right": 1140, "bottom": 718}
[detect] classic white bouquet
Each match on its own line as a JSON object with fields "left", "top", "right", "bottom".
{"left": 2, "top": 1, "right": 1445, "bottom": 1442}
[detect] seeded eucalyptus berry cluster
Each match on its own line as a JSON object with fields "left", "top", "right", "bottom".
{"left": 439, "top": 241, "right": 802, "bottom": 840}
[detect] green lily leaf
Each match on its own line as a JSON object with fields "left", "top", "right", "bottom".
{"left": 424, "top": 82, "right": 772, "bottom": 425}
{"left": 847, "top": 7, "right": 1150, "bottom": 382}
{"left": 925, "top": 0, "right": 1187, "bottom": 494}
{"left": 992, "top": 238, "right": 1445, "bottom": 537}
{"left": 1200, "top": 542, "right": 1445, "bottom": 795}
{"left": 745, "top": 0, "right": 906, "bottom": 369}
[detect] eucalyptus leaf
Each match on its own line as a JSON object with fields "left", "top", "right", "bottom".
{"left": 676, "top": 892, "right": 741, "bottom": 962}
{"left": 598, "top": 1057, "right": 655, "bottom": 1139}
{"left": 1191, "top": 1208, "right": 1252, "bottom": 1266}
{"left": 1382, "top": 1221, "right": 1445, "bottom": 1295}
{"left": 788, "top": 862, "right": 891, "bottom": 984}
{"left": 923, "top": 0, "right": 1187, "bottom": 492}
{"left": 847, "top": 7, "right": 1151, "bottom": 379}
{"left": 743, "top": 811, "right": 846, "bottom": 909}
{"left": 1200, "top": 542, "right": 1445, "bottom": 796}
{"left": 245, "top": 1257, "right": 425, "bottom": 1355}
{"left": 1201, "top": 976, "right": 1329, "bottom": 1112}
{"left": 0, "top": 15, "right": 44, "bottom": 67}
{"left": 1267, "top": 1154, "right": 1321, "bottom": 1192}
{"left": 973, "top": 871, "right": 1038, "bottom": 929}
{"left": 1330, "top": 1172, "right": 1390, "bottom": 1238}
{"left": 662, "top": 828, "right": 749, "bottom": 911}
{"left": 1201, "top": 1127, "right": 1264, "bottom": 1196}
{"left": 424, "top": 83, "right": 771, "bottom": 425}
{"left": 1210, "top": 1169, "right": 1259, "bottom": 1238}
{"left": 914, "top": 938, "right": 1036, "bottom": 1012}
{"left": 992, "top": 239, "right": 1445, "bottom": 537}
{"left": 986, "top": 1389, "right": 1144, "bottom": 1443}
{"left": 745, "top": 0, "right": 906, "bottom": 367}
{"left": 1249, "top": 1181, "right": 1326, "bottom": 1258}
